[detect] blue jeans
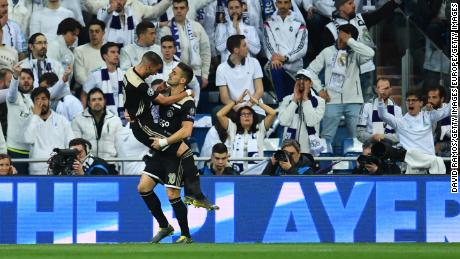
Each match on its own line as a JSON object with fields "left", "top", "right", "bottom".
{"left": 360, "top": 71, "right": 375, "bottom": 103}
{"left": 320, "top": 103, "right": 362, "bottom": 145}
{"left": 271, "top": 68, "right": 295, "bottom": 101}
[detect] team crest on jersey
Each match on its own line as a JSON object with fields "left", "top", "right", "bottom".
{"left": 167, "top": 110, "right": 174, "bottom": 118}
{"left": 168, "top": 173, "right": 176, "bottom": 184}
{"left": 147, "top": 87, "right": 155, "bottom": 96}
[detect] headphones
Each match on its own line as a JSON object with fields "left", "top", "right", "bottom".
{"left": 70, "top": 138, "right": 92, "bottom": 155}
{"left": 81, "top": 139, "right": 92, "bottom": 154}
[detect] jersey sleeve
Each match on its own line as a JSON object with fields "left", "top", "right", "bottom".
{"left": 180, "top": 100, "right": 196, "bottom": 123}
{"left": 138, "top": 81, "right": 159, "bottom": 101}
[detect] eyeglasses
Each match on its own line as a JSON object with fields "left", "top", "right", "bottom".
{"left": 406, "top": 99, "right": 419, "bottom": 103}
{"left": 240, "top": 112, "right": 253, "bottom": 117}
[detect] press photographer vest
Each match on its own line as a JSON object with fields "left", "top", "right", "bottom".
{"left": 325, "top": 14, "right": 375, "bottom": 73}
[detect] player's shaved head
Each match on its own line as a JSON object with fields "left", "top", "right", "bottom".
{"left": 141, "top": 51, "right": 163, "bottom": 67}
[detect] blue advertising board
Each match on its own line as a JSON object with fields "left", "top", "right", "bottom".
{"left": 0, "top": 176, "right": 458, "bottom": 244}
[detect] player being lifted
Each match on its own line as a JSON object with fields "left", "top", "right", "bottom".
{"left": 124, "top": 52, "right": 217, "bottom": 242}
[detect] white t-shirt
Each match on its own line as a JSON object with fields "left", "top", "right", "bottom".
{"left": 29, "top": 7, "right": 75, "bottom": 42}
{"left": 73, "top": 44, "right": 105, "bottom": 85}
{"left": 216, "top": 56, "right": 264, "bottom": 115}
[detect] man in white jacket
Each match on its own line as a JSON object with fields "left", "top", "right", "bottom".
{"left": 73, "top": 19, "right": 106, "bottom": 86}
{"left": 120, "top": 20, "right": 161, "bottom": 70}
{"left": 47, "top": 18, "right": 82, "bottom": 70}
{"left": 24, "top": 87, "right": 74, "bottom": 175}
{"left": 377, "top": 89, "right": 451, "bottom": 174}
{"left": 279, "top": 69, "right": 325, "bottom": 155}
{"left": 159, "top": 0, "right": 211, "bottom": 88}
{"left": 96, "top": 0, "right": 172, "bottom": 47}
{"left": 264, "top": 0, "right": 308, "bottom": 101}
{"left": 71, "top": 87, "right": 122, "bottom": 160}
{"left": 5, "top": 67, "right": 33, "bottom": 174}
{"left": 307, "top": 24, "right": 374, "bottom": 147}
{"left": 215, "top": 0, "right": 260, "bottom": 63}
{"left": 6, "top": 65, "right": 69, "bottom": 174}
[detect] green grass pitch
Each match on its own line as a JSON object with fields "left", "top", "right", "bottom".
{"left": 1, "top": 243, "right": 460, "bottom": 259}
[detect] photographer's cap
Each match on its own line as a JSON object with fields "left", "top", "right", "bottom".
{"left": 295, "top": 69, "right": 315, "bottom": 81}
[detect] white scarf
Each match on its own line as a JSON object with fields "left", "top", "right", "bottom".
{"left": 328, "top": 49, "right": 348, "bottom": 93}
{"left": 371, "top": 98, "right": 395, "bottom": 135}
{"left": 98, "top": 66, "right": 124, "bottom": 117}
{"left": 231, "top": 131, "right": 259, "bottom": 173}
{"left": 170, "top": 18, "right": 201, "bottom": 67}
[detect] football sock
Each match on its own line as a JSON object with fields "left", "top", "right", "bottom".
{"left": 181, "top": 149, "right": 205, "bottom": 200}
{"left": 139, "top": 191, "right": 169, "bottom": 228}
{"left": 170, "top": 197, "right": 190, "bottom": 238}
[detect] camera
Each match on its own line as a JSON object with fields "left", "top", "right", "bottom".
{"left": 357, "top": 154, "right": 380, "bottom": 166}
{"left": 47, "top": 148, "right": 79, "bottom": 175}
{"left": 274, "top": 150, "right": 289, "bottom": 162}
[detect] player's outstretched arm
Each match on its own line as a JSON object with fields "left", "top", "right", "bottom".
{"left": 154, "top": 90, "right": 192, "bottom": 106}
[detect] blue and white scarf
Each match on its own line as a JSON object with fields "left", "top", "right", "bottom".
{"left": 260, "top": 0, "right": 276, "bottom": 21}
{"left": 215, "top": 0, "right": 228, "bottom": 24}
{"left": 371, "top": 98, "right": 395, "bottom": 134}
{"left": 170, "top": 18, "right": 201, "bottom": 66}
{"left": 107, "top": 7, "right": 135, "bottom": 46}
{"left": 99, "top": 67, "right": 125, "bottom": 118}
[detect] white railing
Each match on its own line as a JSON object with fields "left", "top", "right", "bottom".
{"left": 11, "top": 156, "right": 452, "bottom": 163}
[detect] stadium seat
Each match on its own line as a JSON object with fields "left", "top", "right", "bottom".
{"left": 264, "top": 138, "right": 280, "bottom": 158}
{"left": 192, "top": 114, "right": 212, "bottom": 151}
{"left": 342, "top": 138, "right": 363, "bottom": 171}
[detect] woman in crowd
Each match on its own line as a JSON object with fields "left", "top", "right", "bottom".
{"left": 216, "top": 90, "right": 276, "bottom": 173}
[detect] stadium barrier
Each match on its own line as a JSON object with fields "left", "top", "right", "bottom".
{"left": 0, "top": 175, "right": 457, "bottom": 244}
{"left": 11, "top": 157, "right": 452, "bottom": 175}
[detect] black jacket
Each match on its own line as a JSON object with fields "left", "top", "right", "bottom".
{"left": 83, "top": 155, "right": 118, "bottom": 175}
{"left": 262, "top": 154, "right": 315, "bottom": 176}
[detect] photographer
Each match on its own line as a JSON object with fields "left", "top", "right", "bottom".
{"left": 69, "top": 138, "right": 115, "bottom": 176}
{"left": 262, "top": 140, "right": 315, "bottom": 176}
{"left": 352, "top": 142, "right": 402, "bottom": 175}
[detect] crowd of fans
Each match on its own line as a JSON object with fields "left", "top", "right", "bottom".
{"left": 0, "top": 0, "right": 452, "bottom": 175}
